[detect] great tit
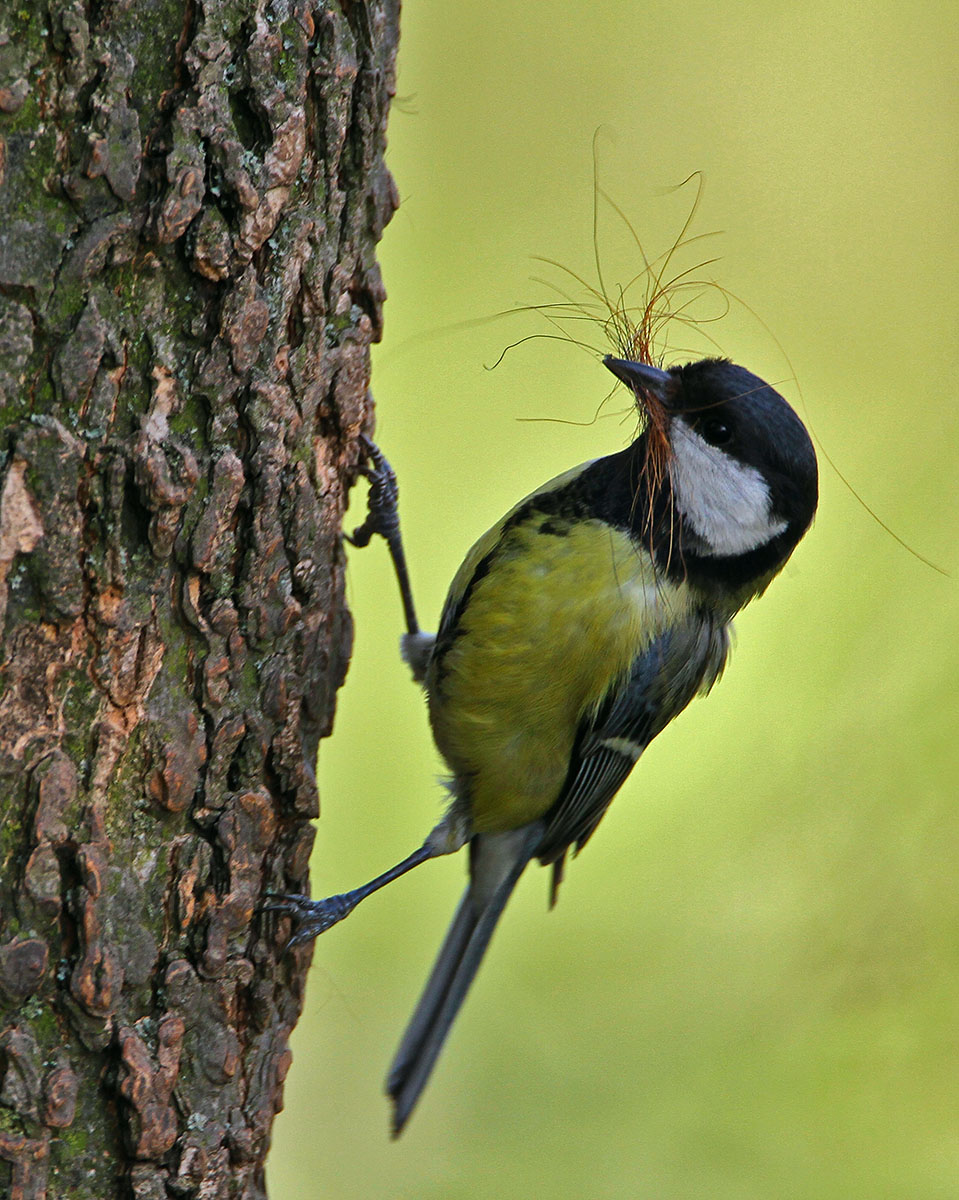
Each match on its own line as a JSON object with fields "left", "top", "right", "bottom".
{"left": 270, "top": 354, "right": 818, "bottom": 1135}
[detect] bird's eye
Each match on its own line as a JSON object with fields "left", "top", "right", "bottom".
{"left": 699, "top": 417, "right": 732, "bottom": 446}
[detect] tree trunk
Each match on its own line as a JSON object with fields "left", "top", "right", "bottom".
{"left": 0, "top": 0, "right": 398, "bottom": 1196}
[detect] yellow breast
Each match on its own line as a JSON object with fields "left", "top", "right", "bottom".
{"left": 428, "top": 517, "right": 687, "bottom": 833}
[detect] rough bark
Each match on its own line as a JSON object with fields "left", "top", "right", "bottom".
{"left": 0, "top": 1, "right": 399, "bottom": 1196}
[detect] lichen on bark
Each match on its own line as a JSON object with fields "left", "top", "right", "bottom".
{"left": 0, "top": 1, "right": 399, "bottom": 1196}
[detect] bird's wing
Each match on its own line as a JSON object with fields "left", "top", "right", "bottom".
{"left": 538, "top": 616, "right": 729, "bottom": 874}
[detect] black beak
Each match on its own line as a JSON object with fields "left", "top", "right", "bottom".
{"left": 603, "top": 356, "right": 672, "bottom": 402}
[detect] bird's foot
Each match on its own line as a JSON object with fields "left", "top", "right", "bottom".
{"left": 345, "top": 435, "right": 401, "bottom": 550}
{"left": 262, "top": 890, "right": 358, "bottom": 947}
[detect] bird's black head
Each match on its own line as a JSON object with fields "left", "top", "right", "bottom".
{"left": 604, "top": 355, "right": 818, "bottom": 599}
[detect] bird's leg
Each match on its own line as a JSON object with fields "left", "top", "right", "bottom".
{"left": 264, "top": 840, "right": 441, "bottom": 947}
{"left": 346, "top": 432, "right": 420, "bottom": 639}
{"left": 265, "top": 813, "right": 468, "bottom": 947}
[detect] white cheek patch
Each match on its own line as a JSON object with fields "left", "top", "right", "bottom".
{"left": 669, "top": 419, "right": 788, "bottom": 556}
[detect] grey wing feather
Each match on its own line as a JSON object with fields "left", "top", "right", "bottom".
{"left": 538, "top": 616, "right": 729, "bottom": 863}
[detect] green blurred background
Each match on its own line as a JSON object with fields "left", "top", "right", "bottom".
{"left": 270, "top": 3, "right": 958, "bottom": 1196}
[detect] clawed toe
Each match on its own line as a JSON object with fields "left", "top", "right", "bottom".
{"left": 261, "top": 890, "right": 356, "bottom": 947}
{"left": 345, "top": 437, "right": 401, "bottom": 549}
{"left": 261, "top": 891, "right": 311, "bottom": 914}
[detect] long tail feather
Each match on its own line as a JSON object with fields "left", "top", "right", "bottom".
{"left": 386, "top": 826, "right": 541, "bottom": 1135}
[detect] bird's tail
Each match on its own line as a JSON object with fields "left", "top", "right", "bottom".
{"left": 386, "top": 825, "right": 542, "bottom": 1135}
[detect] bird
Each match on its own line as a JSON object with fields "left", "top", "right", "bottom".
{"left": 267, "top": 353, "right": 819, "bottom": 1135}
